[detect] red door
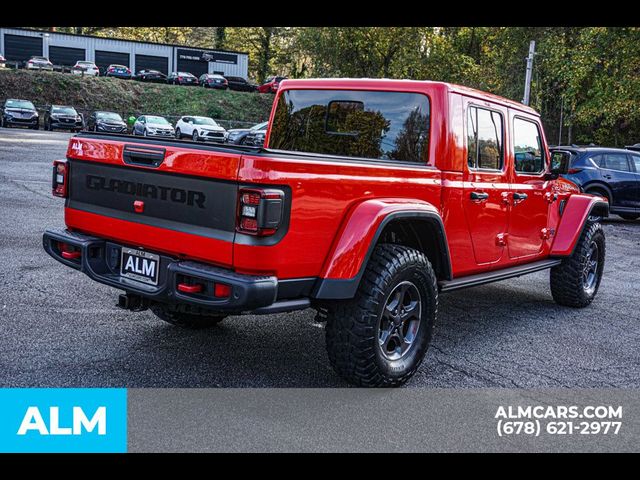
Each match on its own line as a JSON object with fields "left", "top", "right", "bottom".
{"left": 507, "top": 114, "right": 552, "bottom": 259}
{"left": 462, "top": 100, "right": 510, "bottom": 265}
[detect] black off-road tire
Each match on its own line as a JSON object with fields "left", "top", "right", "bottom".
{"left": 619, "top": 213, "right": 639, "bottom": 221}
{"left": 150, "top": 303, "right": 227, "bottom": 329}
{"left": 550, "top": 221, "right": 605, "bottom": 308}
{"left": 325, "top": 244, "right": 438, "bottom": 387}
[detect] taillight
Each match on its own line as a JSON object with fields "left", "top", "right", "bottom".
{"left": 237, "top": 188, "right": 284, "bottom": 236}
{"left": 567, "top": 168, "right": 583, "bottom": 174}
{"left": 178, "top": 76, "right": 183, "bottom": 81}
{"left": 52, "top": 160, "right": 68, "bottom": 198}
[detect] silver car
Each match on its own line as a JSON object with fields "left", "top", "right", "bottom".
{"left": 132, "top": 115, "right": 175, "bottom": 137}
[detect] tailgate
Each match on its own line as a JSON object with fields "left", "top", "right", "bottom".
{"left": 64, "top": 134, "right": 242, "bottom": 267}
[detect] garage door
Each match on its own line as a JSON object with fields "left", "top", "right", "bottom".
{"left": 175, "top": 58, "right": 208, "bottom": 78}
{"left": 49, "top": 46, "right": 85, "bottom": 67}
{"left": 135, "top": 54, "right": 169, "bottom": 74}
{"left": 95, "top": 50, "right": 130, "bottom": 73}
{"left": 3, "top": 34, "right": 43, "bottom": 62}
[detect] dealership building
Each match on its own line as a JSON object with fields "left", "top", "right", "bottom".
{"left": 0, "top": 27, "right": 249, "bottom": 78}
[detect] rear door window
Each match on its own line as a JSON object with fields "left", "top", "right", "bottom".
{"left": 602, "top": 153, "right": 631, "bottom": 171}
{"left": 467, "top": 106, "right": 503, "bottom": 170}
{"left": 269, "top": 89, "right": 431, "bottom": 164}
{"left": 631, "top": 154, "right": 640, "bottom": 172}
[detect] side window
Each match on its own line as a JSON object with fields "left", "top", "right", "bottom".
{"left": 589, "top": 154, "right": 604, "bottom": 167}
{"left": 467, "top": 106, "right": 503, "bottom": 170}
{"left": 602, "top": 153, "right": 631, "bottom": 172}
{"left": 631, "top": 155, "right": 640, "bottom": 173}
{"left": 513, "top": 118, "right": 545, "bottom": 174}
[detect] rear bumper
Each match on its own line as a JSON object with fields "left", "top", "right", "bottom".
{"left": 43, "top": 229, "right": 279, "bottom": 313}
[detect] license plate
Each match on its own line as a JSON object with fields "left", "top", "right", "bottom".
{"left": 120, "top": 248, "right": 160, "bottom": 285}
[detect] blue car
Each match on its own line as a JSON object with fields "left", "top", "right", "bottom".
{"left": 104, "top": 64, "right": 132, "bottom": 79}
{"left": 551, "top": 146, "right": 640, "bottom": 220}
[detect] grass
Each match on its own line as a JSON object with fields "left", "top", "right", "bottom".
{"left": 0, "top": 69, "right": 273, "bottom": 126}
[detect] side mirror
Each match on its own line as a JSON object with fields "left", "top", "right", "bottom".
{"left": 550, "top": 151, "right": 571, "bottom": 176}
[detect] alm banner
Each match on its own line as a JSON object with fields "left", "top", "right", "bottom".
{"left": 0, "top": 388, "right": 638, "bottom": 453}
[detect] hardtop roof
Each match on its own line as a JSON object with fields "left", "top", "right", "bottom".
{"left": 279, "top": 78, "right": 539, "bottom": 116}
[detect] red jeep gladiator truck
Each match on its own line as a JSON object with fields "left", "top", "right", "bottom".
{"left": 43, "top": 79, "right": 608, "bottom": 386}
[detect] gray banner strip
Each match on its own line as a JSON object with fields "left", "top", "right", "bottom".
{"left": 128, "top": 388, "right": 639, "bottom": 452}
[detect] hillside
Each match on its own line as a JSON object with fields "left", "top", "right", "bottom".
{"left": 0, "top": 69, "right": 273, "bottom": 126}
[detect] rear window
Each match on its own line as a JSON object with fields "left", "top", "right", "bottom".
{"left": 269, "top": 89, "right": 430, "bottom": 164}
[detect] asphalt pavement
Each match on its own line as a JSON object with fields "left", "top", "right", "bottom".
{"left": 1, "top": 128, "right": 638, "bottom": 388}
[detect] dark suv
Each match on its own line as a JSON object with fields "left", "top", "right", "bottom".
{"left": 1, "top": 99, "right": 39, "bottom": 129}
{"left": 44, "top": 105, "right": 84, "bottom": 132}
{"left": 551, "top": 146, "right": 640, "bottom": 220}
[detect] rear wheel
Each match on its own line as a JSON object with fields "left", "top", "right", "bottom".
{"left": 550, "top": 221, "right": 605, "bottom": 308}
{"left": 150, "top": 303, "right": 227, "bottom": 329}
{"left": 324, "top": 244, "right": 438, "bottom": 387}
{"left": 619, "top": 213, "right": 640, "bottom": 221}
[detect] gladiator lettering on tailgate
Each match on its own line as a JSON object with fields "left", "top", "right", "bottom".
{"left": 85, "top": 174, "right": 206, "bottom": 208}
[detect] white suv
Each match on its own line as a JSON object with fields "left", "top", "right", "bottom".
{"left": 175, "top": 116, "right": 228, "bottom": 142}
{"left": 72, "top": 61, "right": 100, "bottom": 76}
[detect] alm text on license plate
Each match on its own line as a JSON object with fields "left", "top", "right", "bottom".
{"left": 120, "top": 248, "right": 160, "bottom": 285}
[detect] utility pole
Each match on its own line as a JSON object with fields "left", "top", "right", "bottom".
{"left": 522, "top": 40, "right": 536, "bottom": 106}
{"left": 558, "top": 96, "right": 564, "bottom": 145}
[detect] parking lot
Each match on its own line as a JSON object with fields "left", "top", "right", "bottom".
{"left": 1, "top": 128, "right": 639, "bottom": 388}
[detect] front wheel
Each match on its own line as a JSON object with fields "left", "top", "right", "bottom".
{"left": 550, "top": 221, "right": 605, "bottom": 308}
{"left": 143, "top": 129, "right": 148, "bottom": 137}
{"left": 324, "top": 244, "right": 438, "bottom": 387}
{"left": 150, "top": 303, "right": 227, "bottom": 329}
{"left": 175, "top": 128, "right": 181, "bottom": 139}
{"left": 192, "top": 130, "right": 199, "bottom": 142}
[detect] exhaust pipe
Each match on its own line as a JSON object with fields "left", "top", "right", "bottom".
{"left": 117, "top": 293, "right": 149, "bottom": 312}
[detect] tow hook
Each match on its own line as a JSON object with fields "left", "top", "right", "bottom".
{"left": 117, "top": 293, "right": 150, "bottom": 312}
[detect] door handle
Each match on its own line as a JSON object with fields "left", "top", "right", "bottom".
{"left": 602, "top": 174, "right": 612, "bottom": 179}
{"left": 470, "top": 191, "right": 489, "bottom": 201}
{"left": 513, "top": 192, "right": 528, "bottom": 202}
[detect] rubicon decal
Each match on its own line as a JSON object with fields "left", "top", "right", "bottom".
{"left": 86, "top": 174, "right": 206, "bottom": 208}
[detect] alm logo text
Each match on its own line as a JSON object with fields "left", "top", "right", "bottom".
{"left": 17, "top": 406, "right": 107, "bottom": 436}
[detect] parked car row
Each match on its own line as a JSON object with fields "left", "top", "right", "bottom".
{"left": 1, "top": 53, "right": 286, "bottom": 94}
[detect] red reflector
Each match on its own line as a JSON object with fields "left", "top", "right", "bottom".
{"left": 133, "top": 200, "right": 144, "bottom": 213}
{"left": 567, "top": 168, "right": 583, "bottom": 174}
{"left": 241, "top": 193, "right": 261, "bottom": 205}
{"left": 59, "top": 243, "right": 81, "bottom": 260}
{"left": 240, "top": 217, "right": 258, "bottom": 232}
{"left": 214, "top": 283, "right": 231, "bottom": 298}
{"left": 177, "top": 283, "right": 203, "bottom": 294}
